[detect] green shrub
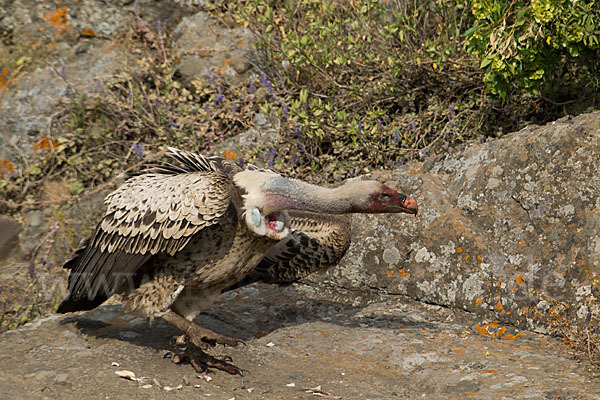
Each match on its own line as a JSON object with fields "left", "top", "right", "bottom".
{"left": 466, "top": 0, "right": 600, "bottom": 99}
{"left": 237, "top": 0, "right": 487, "bottom": 181}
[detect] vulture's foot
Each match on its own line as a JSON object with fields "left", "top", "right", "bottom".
{"left": 165, "top": 339, "right": 243, "bottom": 376}
{"left": 161, "top": 311, "right": 244, "bottom": 375}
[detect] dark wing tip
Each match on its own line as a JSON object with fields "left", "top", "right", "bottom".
{"left": 56, "top": 294, "right": 107, "bottom": 314}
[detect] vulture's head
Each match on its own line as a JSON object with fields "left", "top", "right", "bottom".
{"left": 234, "top": 170, "right": 418, "bottom": 240}
{"left": 344, "top": 180, "right": 419, "bottom": 215}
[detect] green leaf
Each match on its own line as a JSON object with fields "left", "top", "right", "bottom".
{"left": 480, "top": 56, "right": 494, "bottom": 68}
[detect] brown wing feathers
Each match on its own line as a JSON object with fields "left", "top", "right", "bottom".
{"left": 58, "top": 150, "right": 233, "bottom": 312}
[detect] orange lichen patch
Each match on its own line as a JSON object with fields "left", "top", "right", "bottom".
{"left": 43, "top": 6, "right": 69, "bottom": 32}
{"left": 466, "top": 249, "right": 470, "bottom": 253}
{"left": 385, "top": 270, "right": 395, "bottom": 278}
{"left": 494, "top": 295, "right": 501, "bottom": 300}
{"left": 30, "top": 40, "right": 41, "bottom": 48}
{"left": 475, "top": 321, "right": 525, "bottom": 340}
{"left": 397, "top": 325, "right": 408, "bottom": 329}
{"left": 316, "top": 331, "right": 331, "bottom": 337}
{"left": 0, "top": 158, "right": 15, "bottom": 175}
{"left": 451, "top": 348, "right": 465, "bottom": 354}
{"left": 398, "top": 268, "right": 408, "bottom": 279}
{"left": 31, "top": 136, "right": 59, "bottom": 151}
{"left": 0, "top": 75, "right": 7, "bottom": 92}
{"left": 483, "top": 369, "right": 497, "bottom": 374}
{"left": 408, "top": 164, "right": 423, "bottom": 174}
{"left": 504, "top": 332, "right": 526, "bottom": 339}
{"left": 219, "top": 58, "right": 231, "bottom": 75}
{"left": 477, "top": 255, "right": 482, "bottom": 261}
{"left": 506, "top": 311, "right": 511, "bottom": 315}
{"left": 456, "top": 247, "right": 463, "bottom": 253}
{"left": 1, "top": 67, "right": 8, "bottom": 76}
{"left": 475, "top": 298, "right": 483, "bottom": 306}
{"left": 494, "top": 301, "right": 503, "bottom": 311}
{"left": 475, "top": 324, "right": 495, "bottom": 337}
{"left": 518, "top": 240, "right": 525, "bottom": 246}
{"left": 223, "top": 149, "right": 237, "bottom": 160}
{"left": 497, "top": 280, "right": 503, "bottom": 287}
{"left": 516, "top": 274, "right": 524, "bottom": 285}
{"left": 81, "top": 28, "right": 97, "bottom": 37}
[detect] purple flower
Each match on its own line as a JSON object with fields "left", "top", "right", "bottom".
{"left": 393, "top": 129, "right": 400, "bottom": 142}
{"left": 448, "top": 104, "right": 455, "bottom": 116}
{"left": 261, "top": 73, "right": 274, "bottom": 93}
{"left": 60, "top": 65, "right": 67, "bottom": 78}
{"left": 397, "top": 158, "right": 404, "bottom": 166}
{"left": 249, "top": 82, "right": 256, "bottom": 93}
{"left": 215, "top": 94, "right": 224, "bottom": 103}
{"left": 204, "top": 103, "right": 210, "bottom": 112}
{"left": 208, "top": 70, "right": 216, "bottom": 83}
{"left": 300, "top": 144, "right": 306, "bottom": 154}
{"left": 29, "top": 261, "right": 35, "bottom": 280}
{"left": 282, "top": 103, "right": 289, "bottom": 119}
{"left": 231, "top": 103, "right": 239, "bottom": 111}
{"left": 295, "top": 124, "right": 301, "bottom": 137}
{"left": 358, "top": 121, "right": 364, "bottom": 133}
{"left": 168, "top": 118, "right": 178, "bottom": 127}
{"left": 154, "top": 97, "right": 160, "bottom": 108}
{"left": 134, "top": 143, "right": 143, "bottom": 158}
{"left": 267, "top": 147, "right": 277, "bottom": 168}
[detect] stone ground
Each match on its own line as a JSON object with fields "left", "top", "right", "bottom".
{"left": 0, "top": 282, "right": 598, "bottom": 400}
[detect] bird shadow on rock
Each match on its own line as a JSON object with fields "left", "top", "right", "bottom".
{"left": 59, "top": 282, "right": 435, "bottom": 354}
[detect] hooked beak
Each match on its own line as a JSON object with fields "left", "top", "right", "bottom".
{"left": 400, "top": 196, "right": 418, "bottom": 215}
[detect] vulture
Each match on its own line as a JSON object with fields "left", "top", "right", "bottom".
{"left": 57, "top": 147, "right": 418, "bottom": 375}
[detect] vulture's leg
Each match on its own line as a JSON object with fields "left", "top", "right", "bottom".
{"left": 162, "top": 311, "right": 244, "bottom": 375}
{"left": 162, "top": 311, "right": 244, "bottom": 347}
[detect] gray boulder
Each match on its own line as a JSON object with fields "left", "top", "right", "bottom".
{"left": 307, "top": 112, "right": 600, "bottom": 333}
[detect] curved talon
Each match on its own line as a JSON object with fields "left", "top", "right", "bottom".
{"left": 161, "top": 312, "right": 244, "bottom": 375}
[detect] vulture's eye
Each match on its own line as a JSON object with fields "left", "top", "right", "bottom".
{"left": 379, "top": 193, "right": 392, "bottom": 203}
